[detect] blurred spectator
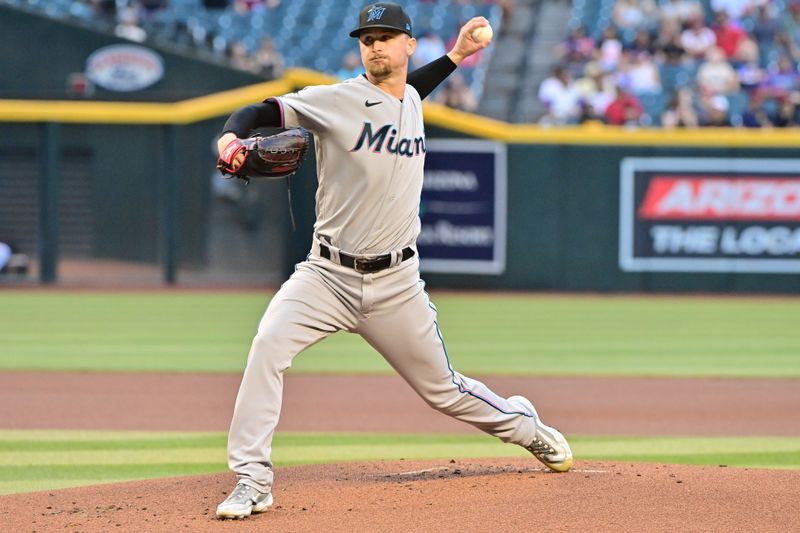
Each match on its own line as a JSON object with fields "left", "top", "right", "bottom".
{"left": 575, "top": 61, "right": 616, "bottom": 119}
{"left": 436, "top": 73, "right": 477, "bottom": 112}
{"left": 491, "top": 0, "right": 514, "bottom": 31}
{"left": 699, "top": 93, "right": 732, "bottom": 125}
{"left": 556, "top": 26, "right": 596, "bottom": 66}
{"left": 773, "top": 30, "right": 800, "bottom": 64}
{"left": 697, "top": 46, "right": 740, "bottom": 94}
{"left": 625, "top": 50, "right": 662, "bottom": 94}
{"left": 659, "top": 0, "right": 703, "bottom": 24}
{"left": 681, "top": 14, "right": 717, "bottom": 61}
{"left": 235, "top": 0, "right": 268, "bottom": 13}
{"left": 751, "top": 5, "right": 780, "bottom": 51}
{"left": 605, "top": 85, "right": 644, "bottom": 125}
{"left": 613, "top": 0, "right": 657, "bottom": 31}
{"left": 733, "top": 35, "right": 760, "bottom": 66}
{"left": 537, "top": 65, "right": 582, "bottom": 124}
{"left": 138, "top": 0, "right": 167, "bottom": 20}
{"left": 0, "top": 241, "right": 28, "bottom": 276}
{"left": 114, "top": 5, "right": 147, "bottom": 42}
{"left": 736, "top": 56, "right": 767, "bottom": 92}
{"left": 712, "top": 10, "right": 746, "bottom": 59}
{"left": 711, "top": 0, "right": 755, "bottom": 21}
{"left": 252, "top": 37, "right": 284, "bottom": 78}
{"left": 782, "top": 2, "right": 800, "bottom": 47}
{"left": 654, "top": 19, "right": 687, "bottom": 64}
{"left": 741, "top": 95, "right": 772, "bottom": 127}
{"left": 770, "top": 94, "right": 800, "bottom": 126}
{"left": 413, "top": 31, "right": 447, "bottom": 69}
{"left": 89, "top": 0, "right": 116, "bottom": 18}
{"left": 661, "top": 87, "right": 700, "bottom": 127}
{"left": 576, "top": 100, "right": 600, "bottom": 123}
{"left": 628, "top": 29, "right": 656, "bottom": 55}
{"left": 597, "top": 26, "right": 624, "bottom": 72}
{"left": 336, "top": 52, "right": 362, "bottom": 80}
{"left": 0, "top": 242, "right": 10, "bottom": 273}
{"left": 203, "top": 0, "right": 230, "bottom": 8}
{"left": 229, "top": 41, "right": 255, "bottom": 72}
{"left": 760, "top": 55, "right": 800, "bottom": 99}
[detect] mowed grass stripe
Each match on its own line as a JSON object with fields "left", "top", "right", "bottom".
{"left": 588, "top": 452, "right": 800, "bottom": 468}
{"left": 0, "top": 479, "right": 116, "bottom": 495}
{"left": 572, "top": 435, "right": 800, "bottom": 454}
{"left": 0, "top": 449, "right": 225, "bottom": 466}
{"left": 1, "top": 431, "right": 800, "bottom": 494}
{"left": 0, "top": 463, "right": 226, "bottom": 482}
{"left": 1, "top": 292, "right": 798, "bottom": 377}
{"left": 15, "top": 432, "right": 797, "bottom": 455}
{"left": 0, "top": 435, "right": 226, "bottom": 452}
{"left": 573, "top": 436, "right": 800, "bottom": 468}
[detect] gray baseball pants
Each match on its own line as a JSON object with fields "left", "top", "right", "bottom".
{"left": 227, "top": 241, "right": 538, "bottom": 493}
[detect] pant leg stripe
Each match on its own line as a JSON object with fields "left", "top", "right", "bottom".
{"left": 423, "top": 289, "right": 532, "bottom": 418}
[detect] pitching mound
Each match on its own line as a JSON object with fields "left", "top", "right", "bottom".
{"left": 3, "top": 458, "right": 798, "bottom": 532}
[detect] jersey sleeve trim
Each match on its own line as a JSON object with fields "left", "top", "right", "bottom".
{"left": 265, "top": 97, "right": 285, "bottom": 128}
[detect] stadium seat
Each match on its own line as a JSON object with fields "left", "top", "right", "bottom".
{"left": 660, "top": 63, "right": 694, "bottom": 92}
{"left": 638, "top": 92, "right": 668, "bottom": 125}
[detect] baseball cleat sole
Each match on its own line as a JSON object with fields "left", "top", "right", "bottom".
{"left": 508, "top": 395, "right": 573, "bottom": 473}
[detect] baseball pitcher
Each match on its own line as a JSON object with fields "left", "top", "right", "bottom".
{"left": 215, "top": 2, "right": 573, "bottom": 519}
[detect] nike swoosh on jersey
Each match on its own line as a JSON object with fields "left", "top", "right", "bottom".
{"left": 365, "top": 100, "right": 382, "bottom": 107}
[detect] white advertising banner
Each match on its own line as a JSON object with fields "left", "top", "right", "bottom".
{"left": 619, "top": 157, "right": 800, "bottom": 273}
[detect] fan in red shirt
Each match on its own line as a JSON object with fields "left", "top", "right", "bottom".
{"left": 712, "top": 10, "right": 746, "bottom": 58}
{"left": 605, "top": 85, "right": 644, "bottom": 125}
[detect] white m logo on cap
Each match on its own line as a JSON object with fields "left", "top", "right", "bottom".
{"left": 367, "top": 6, "right": 386, "bottom": 22}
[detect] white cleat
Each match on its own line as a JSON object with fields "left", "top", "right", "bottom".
{"left": 508, "top": 395, "right": 573, "bottom": 473}
{"left": 216, "top": 482, "right": 273, "bottom": 519}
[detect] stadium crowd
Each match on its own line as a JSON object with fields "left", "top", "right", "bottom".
{"left": 55, "top": 0, "right": 800, "bottom": 127}
{"left": 538, "top": 0, "right": 800, "bottom": 127}
{"left": 77, "top": 0, "right": 500, "bottom": 110}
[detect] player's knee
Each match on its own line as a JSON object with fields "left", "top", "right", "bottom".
{"left": 247, "top": 332, "right": 293, "bottom": 372}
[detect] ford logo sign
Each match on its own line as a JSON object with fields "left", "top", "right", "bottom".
{"left": 86, "top": 44, "right": 164, "bottom": 92}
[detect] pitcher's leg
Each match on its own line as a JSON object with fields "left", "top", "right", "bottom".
{"left": 358, "top": 282, "right": 537, "bottom": 447}
{"left": 228, "top": 263, "right": 355, "bottom": 492}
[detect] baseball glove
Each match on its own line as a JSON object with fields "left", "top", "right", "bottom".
{"left": 217, "top": 128, "right": 310, "bottom": 181}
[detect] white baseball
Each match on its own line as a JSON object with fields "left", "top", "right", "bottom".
{"left": 471, "top": 24, "right": 493, "bottom": 43}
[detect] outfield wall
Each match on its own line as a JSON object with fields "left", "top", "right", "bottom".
{"left": 419, "top": 139, "right": 800, "bottom": 293}
{"left": 0, "top": 4, "right": 798, "bottom": 291}
{"left": 3, "top": 107, "right": 798, "bottom": 292}
{"left": 0, "top": 4, "right": 268, "bottom": 273}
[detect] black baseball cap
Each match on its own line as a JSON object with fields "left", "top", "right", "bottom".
{"left": 349, "top": 3, "right": 413, "bottom": 38}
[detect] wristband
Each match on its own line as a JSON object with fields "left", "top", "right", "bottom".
{"left": 218, "top": 138, "right": 247, "bottom": 170}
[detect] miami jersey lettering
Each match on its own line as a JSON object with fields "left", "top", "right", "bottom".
{"left": 351, "top": 122, "right": 426, "bottom": 156}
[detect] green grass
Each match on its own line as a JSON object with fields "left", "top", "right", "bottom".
{"left": 0, "top": 292, "right": 798, "bottom": 377}
{"left": 1, "top": 430, "right": 799, "bottom": 495}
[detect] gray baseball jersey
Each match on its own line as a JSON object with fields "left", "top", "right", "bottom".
{"left": 273, "top": 75, "right": 425, "bottom": 255}
{"left": 226, "top": 76, "right": 540, "bottom": 495}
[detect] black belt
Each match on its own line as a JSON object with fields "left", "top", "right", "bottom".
{"left": 319, "top": 244, "right": 415, "bottom": 273}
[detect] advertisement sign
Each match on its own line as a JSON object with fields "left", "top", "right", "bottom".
{"left": 86, "top": 45, "right": 164, "bottom": 92}
{"left": 418, "top": 139, "right": 506, "bottom": 274}
{"left": 619, "top": 157, "right": 800, "bottom": 273}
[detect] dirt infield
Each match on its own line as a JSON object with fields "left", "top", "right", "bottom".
{"left": 1, "top": 371, "right": 799, "bottom": 531}
{"left": 2, "top": 459, "right": 799, "bottom": 532}
{"left": 1, "top": 372, "right": 799, "bottom": 435}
